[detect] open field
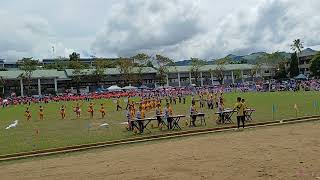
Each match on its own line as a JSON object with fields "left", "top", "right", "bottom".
{"left": 0, "top": 91, "right": 320, "bottom": 155}
{"left": 0, "top": 121, "right": 319, "bottom": 180}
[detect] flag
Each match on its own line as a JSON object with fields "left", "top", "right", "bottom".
{"left": 313, "top": 101, "right": 318, "bottom": 108}
{"left": 272, "top": 104, "right": 276, "bottom": 113}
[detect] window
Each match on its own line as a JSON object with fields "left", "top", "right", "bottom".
{"left": 264, "top": 70, "right": 270, "bottom": 73}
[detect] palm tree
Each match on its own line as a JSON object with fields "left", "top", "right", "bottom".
{"left": 291, "top": 39, "right": 304, "bottom": 54}
{"left": 291, "top": 39, "right": 304, "bottom": 73}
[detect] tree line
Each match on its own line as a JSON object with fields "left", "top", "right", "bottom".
{"left": 1, "top": 38, "right": 320, "bottom": 96}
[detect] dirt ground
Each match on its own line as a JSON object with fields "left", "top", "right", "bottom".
{"left": 1, "top": 122, "right": 320, "bottom": 180}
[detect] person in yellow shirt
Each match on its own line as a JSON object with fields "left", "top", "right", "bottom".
{"left": 25, "top": 107, "right": 32, "bottom": 121}
{"left": 234, "top": 97, "right": 245, "bottom": 129}
{"left": 60, "top": 105, "right": 66, "bottom": 120}
{"left": 88, "top": 102, "right": 94, "bottom": 118}
{"left": 39, "top": 106, "right": 44, "bottom": 120}
{"left": 100, "top": 103, "right": 106, "bottom": 118}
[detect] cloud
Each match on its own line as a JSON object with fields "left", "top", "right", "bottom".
{"left": 1, "top": 0, "right": 320, "bottom": 61}
{"left": 91, "top": 0, "right": 203, "bottom": 58}
{"left": 0, "top": 10, "right": 54, "bottom": 61}
{"left": 92, "top": 0, "right": 320, "bottom": 60}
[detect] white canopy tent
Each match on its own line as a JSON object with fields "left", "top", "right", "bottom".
{"left": 122, "top": 85, "right": 138, "bottom": 90}
{"left": 107, "top": 85, "right": 122, "bottom": 91}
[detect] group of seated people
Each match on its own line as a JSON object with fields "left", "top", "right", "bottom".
{"left": 126, "top": 98, "right": 176, "bottom": 133}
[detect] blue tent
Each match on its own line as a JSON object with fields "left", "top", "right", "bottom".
{"left": 294, "top": 74, "right": 308, "bottom": 80}
{"left": 139, "top": 85, "right": 149, "bottom": 89}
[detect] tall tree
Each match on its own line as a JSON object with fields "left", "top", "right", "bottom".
{"left": 291, "top": 39, "right": 304, "bottom": 55}
{"left": 289, "top": 52, "right": 300, "bottom": 77}
{"left": 92, "top": 59, "right": 107, "bottom": 88}
{"left": 291, "top": 39, "right": 304, "bottom": 72}
{"left": 132, "top": 53, "right": 151, "bottom": 85}
{"left": 310, "top": 52, "right": 320, "bottom": 78}
{"left": 233, "top": 69, "right": 243, "bottom": 82}
{"left": 274, "top": 61, "right": 288, "bottom": 80}
{"left": 18, "top": 57, "right": 39, "bottom": 96}
{"left": 116, "top": 58, "right": 134, "bottom": 86}
{"left": 190, "top": 58, "right": 206, "bottom": 86}
{"left": 69, "top": 52, "right": 85, "bottom": 94}
{"left": 213, "top": 57, "right": 230, "bottom": 85}
{"left": 259, "top": 52, "right": 287, "bottom": 79}
{"left": 249, "top": 63, "right": 262, "bottom": 82}
{"left": 43, "top": 57, "right": 68, "bottom": 70}
{"left": 154, "top": 54, "right": 174, "bottom": 86}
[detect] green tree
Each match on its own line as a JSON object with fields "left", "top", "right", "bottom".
{"left": 249, "top": 63, "right": 262, "bottom": 82}
{"left": 190, "top": 58, "right": 206, "bottom": 86}
{"left": 291, "top": 39, "right": 303, "bottom": 73}
{"left": 213, "top": 57, "right": 230, "bottom": 85}
{"left": 289, "top": 52, "right": 299, "bottom": 77}
{"left": 43, "top": 57, "right": 68, "bottom": 70}
{"left": 291, "top": 39, "right": 304, "bottom": 55}
{"left": 116, "top": 58, "right": 135, "bottom": 86}
{"left": 274, "top": 62, "right": 287, "bottom": 79}
{"left": 132, "top": 53, "right": 151, "bottom": 85}
{"left": 259, "top": 52, "right": 287, "bottom": 79}
{"left": 18, "top": 57, "right": 39, "bottom": 96}
{"left": 214, "top": 57, "right": 232, "bottom": 65}
{"left": 69, "top": 52, "right": 85, "bottom": 94}
{"left": 233, "top": 69, "right": 243, "bottom": 82}
{"left": 154, "top": 54, "right": 174, "bottom": 86}
{"left": 92, "top": 59, "right": 107, "bottom": 88}
{"left": 310, "top": 52, "right": 320, "bottom": 78}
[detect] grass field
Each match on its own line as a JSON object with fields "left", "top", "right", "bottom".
{"left": 0, "top": 91, "right": 319, "bottom": 155}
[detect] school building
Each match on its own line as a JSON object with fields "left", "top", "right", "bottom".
{"left": 0, "top": 64, "right": 274, "bottom": 97}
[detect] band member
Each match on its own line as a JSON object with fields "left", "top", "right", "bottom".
{"left": 100, "top": 103, "right": 106, "bottom": 118}
{"left": 25, "top": 107, "right": 32, "bottom": 121}
{"left": 127, "top": 108, "right": 132, "bottom": 130}
{"left": 60, "top": 105, "right": 66, "bottom": 120}
{"left": 190, "top": 101, "right": 197, "bottom": 127}
{"left": 125, "top": 97, "right": 131, "bottom": 110}
{"left": 217, "top": 98, "right": 225, "bottom": 123}
{"left": 164, "top": 103, "right": 173, "bottom": 129}
{"left": 74, "top": 103, "right": 81, "bottom": 119}
{"left": 88, "top": 102, "right": 94, "bottom": 118}
{"left": 136, "top": 106, "right": 145, "bottom": 133}
{"left": 214, "top": 93, "right": 218, "bottom": 108}
{"left": 39, "top": 106, "right": 44, "bottom": 120}
{"left": 155, "top": 104, "right": 162, "bottom": 127}
{"left": 116, "top": 98, "right": 122, "bottom": 111}
{"left": 234, "top": 97, "right": 245, "bottom": 129}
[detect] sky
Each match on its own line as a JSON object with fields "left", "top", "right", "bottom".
{"left": 0, "top": 0, "right": 320, "bottom": 61}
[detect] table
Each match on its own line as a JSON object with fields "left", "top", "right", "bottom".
{"left": 244, "top": 108, "right": 256, "bottom": 122}
{"left": 170, "top": 115, "right": 185, "bottom": 130}
{"left": 155, "top": 115, "right": 169, "bottom": 129}
{"left": 215, "top": 109, "right": 235, "bottom": 124}
{"left": 132, "top": 117, "right": 157, "bottom": 133}
{"left": 189, "top": 113, "right": 206, "bottom": 127}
